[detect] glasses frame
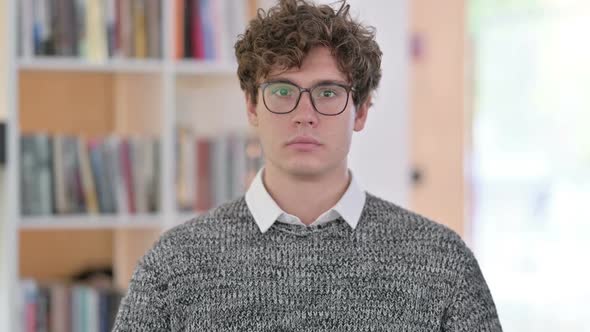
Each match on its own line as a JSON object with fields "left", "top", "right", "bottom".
{"left": 258, "top": 80, "right": 356, "bottom": 116}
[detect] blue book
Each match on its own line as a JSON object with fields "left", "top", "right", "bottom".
{"left": 199, "top": 0, "right": 215, "bottom": 60}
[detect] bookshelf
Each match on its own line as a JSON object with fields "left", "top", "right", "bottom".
{"left": 2, "top": 1, "right": 412, "bottom": 331}
{"left": 17, "top": 57, "right": 165, "bottom": 73}
{"left": 2, "top": 0, "right": 262, "bottom": 331}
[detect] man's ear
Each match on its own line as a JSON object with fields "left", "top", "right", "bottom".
{"left": 245, "top": 93, "right": 259, "bottom": 127}
{"left": 353, "top": 96, "right": 371, "bottom": 132}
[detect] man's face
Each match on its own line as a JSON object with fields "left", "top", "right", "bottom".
{"left": 246, "top": 46, "right": 370, "bottom": 179}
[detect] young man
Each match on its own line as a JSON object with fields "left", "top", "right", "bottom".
{"left": 114, "top": 0, "right": 503, "bottom": 331}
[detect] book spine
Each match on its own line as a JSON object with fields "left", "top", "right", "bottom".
{"left": 75, "top": 0, "right": 88, "bottom": 57}
{"left": 52, "top": 135, "right": 66, "bottom": 214}
{"left": 131, "top": 138, "right": 147, "bottom": 213}
{"left": 175, "top": 0, "right": 184, "bottom": 59}
{"left": 107, "top": 136, "right": 128, "bottom": 214}
{"left": 184, "top": 0, "right": 194, "bottom": 58}
{"left": 20, "top": 136, "right": 34, "bottom": 216}
{"left": 78, "top": 136, "right": 98, "bottom": 214}
{"left": 88, "top": 139, "right": 108, "bottom": 213}
{"left": 100, "top": 137, "right": 118, "bottom": 213}
{"left": 86, "top": 0, "right": 107, "bottom": 60}
{"left": 145, "top": 0, "right": 161, "bottom": 58}
{"left": 192, "top": 0, "right": 207, "bottom": 60}
{"left": 194, "top": 137, "right": 211, "bottom": 211}
{"left": 104, "top": 0, "right": 116, "bottom": 57}
{"left": 199, "top": 0, "right": 214, "bottom": 60}
{"left": 22, "top": 0, "right": 34, "bottom": 58}
{"left": 119, "top": 139, "right": 136, "bottom": 213}
{"left": 35, "top": 134, "right": 53, "bottom": 215}
{"left": 133, "top": 0, "right": 147, "bottom": 58}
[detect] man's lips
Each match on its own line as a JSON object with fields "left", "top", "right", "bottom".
{"left": 286, "top": 136, "right": 321, "bottom": 145}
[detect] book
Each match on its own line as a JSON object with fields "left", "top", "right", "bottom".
{"left": 175, "top": 0, "right": 185, "bottom": 59}
{"left": 49, "top": 283, "right": 69, "bottom": 332}
{"left": 86, "top": 0, "right": 108, "bottom": 61}
{"left": 132, "top": 0, "right": 147, "bottom": 58}
{"left": 119, "top": 137, "right": 136, "bottom": 214}
{"left": 191, "top": 0, "right": 204, "bottom": 59}
{"left": 20, "top": 279, "right": 38, "bottom": 332}
{"left": 119, "top": 0, "right": 134, "bottom": 57}
{"left": 34, "top": 134, "right": 54, "bottom": 215}
{"left": 20, "top": 134, "right": 161, "bottom": 217}
{"left": 199, "top": 0, "right": 215, "bottom": 60}
{"left": 105, "top": 0, "right": 117, "bottom": 57}
{"left": 20, "top": 0, "right": 162, "bottom": 59}
{"left": 102, "top": 135, "right": 122, "bottom": 214}
{"left": 183, "top": 0, "right": 194, "bottom": 58}
{"left": 20, "top": 135, "right": 38, "bottom": 215}
{"left": 175, "top": 129, "right": 263, "bottom": 213}
{"left": 52, "top": 135, "right": 68, "bottom": 215}
{"left": 56, "top": 0, "right": 78, "bottom": 56}
{"left": 176, "top": 127, "right": 195, "bottom": 210}
{"left": 20, "top": 280, "right": 123, "bottom": 332}
{"left": 89, "top": 138, "right": 117, "bottom": 214}
{"left": 194, "top": 136, "right": 212, "bottom": 211}
{"left": 175, "top": 0, "right": 248, "bottom": 61}
{"left": 78, "top": 136, "right": 99, "bottom": 214}
{"left": 75, "top": 0, "right": 88, "bottom": 57}
{"left": 151, "top": 139, "right": 161, "bottom": 212}
{"left": 130, "top": 136, "right": 147, "bottom": 213}
{"left": 146, "top": 0, "right": 161, "bottom": 58}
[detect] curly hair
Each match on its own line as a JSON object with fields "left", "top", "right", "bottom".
{"left": 234, "top": 0, "right": 382, "bottom": 108}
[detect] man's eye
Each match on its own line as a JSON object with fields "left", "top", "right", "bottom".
{"left": 272, "top": 87, "right": 293, "bottom": 96}
{"left": 320, "top": 90, "right": 336, "bottom": 97}
{"left": 316, "top": 89, "right": 337, "bottom": 98}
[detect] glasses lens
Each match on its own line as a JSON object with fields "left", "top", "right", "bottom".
{"left": 263, "top": 82, "right": 299, "bottom": 114}
{"left": 311, "top": 84, "right": 349, "bottom": 115}
{"left": 262, "top": 82, "right": 350, "bottom": 115}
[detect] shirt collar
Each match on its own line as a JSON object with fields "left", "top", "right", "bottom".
{"left": 245, "top": 167, "right": 366, "bottom": 234}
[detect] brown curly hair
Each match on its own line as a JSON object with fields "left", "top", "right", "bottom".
{"left": 234, "top": 0, "right": 382, "bottom": 108}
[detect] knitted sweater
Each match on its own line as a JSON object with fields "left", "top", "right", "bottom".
{"left": 113, "top": 193, "right": 502, "bottom": 331}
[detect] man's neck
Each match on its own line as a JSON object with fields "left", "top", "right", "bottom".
{"left": 262, "top": 163, "right": 350, "bottom": 226}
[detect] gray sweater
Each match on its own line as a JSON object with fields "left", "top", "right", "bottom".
{"left": 113, "top": 193, "right": 502, "bottom": 331}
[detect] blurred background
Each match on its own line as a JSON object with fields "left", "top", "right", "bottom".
{"left": 1, "top": 0, "right": 589, "bottom": 331}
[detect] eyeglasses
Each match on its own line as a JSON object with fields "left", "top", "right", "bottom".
{"left": 258, "top": 80, "right": 355, "bottom": 116}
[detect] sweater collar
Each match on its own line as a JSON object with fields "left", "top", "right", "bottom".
{"left": 245, "top": 167, "right": 366, "bottom": 234}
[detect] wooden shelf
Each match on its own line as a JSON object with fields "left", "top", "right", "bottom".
{"left": 16, "top": 57, "right": 238, "bottom": 75}
{"left": 174, "top": 60, "right": 237, "bottom": 75}
{"left": 19, "top": 214, "right": 164, "bottom": 230}
{"left": 17, "top": 57, "right": 164, "bottom": 73}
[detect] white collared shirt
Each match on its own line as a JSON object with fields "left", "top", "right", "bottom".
{"left": 245, "top": 167, "right": 366, "bottom": 234}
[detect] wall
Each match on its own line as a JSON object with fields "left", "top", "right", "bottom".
{"left": 409, "top": 0, "right": 468, "bottom": 237}
{"left": 0, "top": 0, "right": 11, "bottom": 329}
{"left": 0, "top": 0, "right": 6, "bottom": 121}
{"left": 346, "top": 0, "right": 410, "bottom": 207}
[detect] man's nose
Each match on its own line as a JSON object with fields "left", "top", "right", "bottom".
{"left": 292, "top": 91, "right": 319, "bottom": 126}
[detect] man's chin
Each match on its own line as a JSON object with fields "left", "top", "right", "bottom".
{"left": 283, "top": 163, "right": 329, "bottom": 179}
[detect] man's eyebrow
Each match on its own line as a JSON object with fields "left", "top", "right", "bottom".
{"left": 264, "top": 77, "right": 350, "bottom": 86}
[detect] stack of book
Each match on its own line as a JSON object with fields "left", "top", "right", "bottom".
{"left": 20, "top": 279, "right": 123, "bottom": 332}
{"left": 175, "top": 0, "right": 248, "bottom": 62}
{"left": 19, "top": 0, "right": 162, "bottom": 60}
{"left": 176, "top": 127, "right": 263, "bottom": 212}
{"left": 20, "top": 134, "right": 160, "bottom": 216}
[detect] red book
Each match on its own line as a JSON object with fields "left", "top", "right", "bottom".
{"left": 25, "top": 302, "right": 36, "bottom": 332}
{"left": 194, "top": 137, "right": 211, "bottom": 211}
{"left": 191, "top": 0, "right": 205, "bottom": 59}
{"left": 175, "top": 0, "right": 184, "bottom": 59}
{"left": 119, "top": 139, "right": 136, "bottom": 213}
